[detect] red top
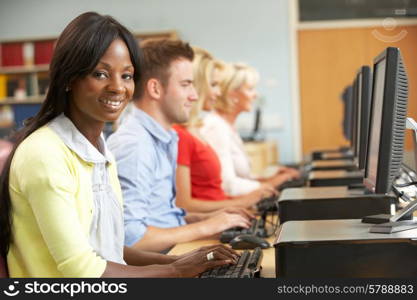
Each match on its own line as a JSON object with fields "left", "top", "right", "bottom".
{"left": 173, "top": 124, "right": 228, "bottom": 201}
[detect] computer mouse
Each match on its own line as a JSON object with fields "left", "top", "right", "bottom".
{"left": 229, "top": 234, "right": 270, "bottom": 250}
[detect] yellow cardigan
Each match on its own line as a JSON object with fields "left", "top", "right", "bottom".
{"left": 8, "top": 126, "right": 123, "bottom": 277}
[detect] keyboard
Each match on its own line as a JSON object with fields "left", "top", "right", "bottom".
{"left": 199, "top": 247, "right": 263, "bottom": 278}
{"left": 220, "top": 219, "right": 267, "bottom": 243}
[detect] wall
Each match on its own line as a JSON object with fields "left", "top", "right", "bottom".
{"left": 298, "top": 23, "right": 417, "bottom": 154}
{"left": 0, "top": 0, "right": 298, "bottom": 164}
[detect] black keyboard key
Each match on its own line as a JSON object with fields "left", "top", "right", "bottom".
{"left": 224, "top": 268, "right": 235, "bottom": 277}
{"left": 241, "top": 270, "right": 252, "bottom": 278}
{"left": 247, "top": 247, "right": 263, "bottom": 269}
{"left": 236, "top": 251, "right": 249, "bottom": 267}
{"left": 217, "top": 265, "right": 230, "bottom": 275}
{"left": 229, "top": 251, "right": 250, "bottom": 278}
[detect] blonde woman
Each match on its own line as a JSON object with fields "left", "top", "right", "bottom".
{"left": 173, "top": 48, "right": 274, "bottom": 213}
{"left": 200, "top": 63, "right": 299, "bottom": 196}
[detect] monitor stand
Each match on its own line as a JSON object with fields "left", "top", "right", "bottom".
{"left": 369, "top": 219, "right": 417, "bottom": 233}
{"left": 365, "top": 187, "right": 417, "bottom": 233}
{"left": 364, "top": 117, "right": 417, "bottom": 233}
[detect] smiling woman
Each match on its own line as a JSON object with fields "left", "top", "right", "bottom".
{"left": 68, "top": 38, "right": 135, "bottom": 146}
{"left": 0, "top": 11, "right": 237, "bottom": 278}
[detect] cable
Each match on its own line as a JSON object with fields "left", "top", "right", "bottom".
{"left": 393, "top": 181, "right": 417, "bottom": 188}
{"left": 392, "top": 185, "right": 413, "bottom": 203}
{"left": 262, "top": 205, "right": 279, "bottom": 237}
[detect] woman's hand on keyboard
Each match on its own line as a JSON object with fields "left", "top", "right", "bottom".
{"left": 269, "top": 173, "right": 293, "bottom": 187}
{"left": 171, "top": 244, "right": 239, "bottom": 277}
{"left": 239, "top": 185, "right": 276, "bottom": 207}
{"left": 278, "top": 167, "right": 301, "bottom": 179}
{"left": 259, "top": 183, "right": 277, "bottom": 198}
{"left": 226, "top": 185, "right": 276, "bottom": 208}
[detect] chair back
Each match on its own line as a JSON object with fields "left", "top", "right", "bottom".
{"left": 0, "top": 139, "right": 12, "bottom": 277}
{"left": 0, "top": 254, "right": 8, "bottom": 278}
{"left": 0, "top": 139, "right": 13, "bottom": 172}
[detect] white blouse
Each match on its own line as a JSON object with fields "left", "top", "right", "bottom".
{"left": 49, "top": 114, "right": 125, "bottom": 265}
{"left": 200, "top": 111, "right": 260, "bottom": 196}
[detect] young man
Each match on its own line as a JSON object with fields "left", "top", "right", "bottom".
{"left": 107, "top": 39, "right": 252, "bottom": 252}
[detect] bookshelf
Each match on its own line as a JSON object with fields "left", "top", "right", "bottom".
{"left": 0, "top": 30, "right": 177, "bottom": 129}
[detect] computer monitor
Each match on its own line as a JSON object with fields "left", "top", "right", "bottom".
{"left": 252, "top": 106, "right": 262, "bottom": 139}
{"left": 363, "top": 47, "right": 408, "bottom": 195}
{"left": 241, "top": 106, "right": 264, "bottom": 142}
{"left": 353, "top": 66, "right": 372, "bottom": 170}
{"left": 341, "top": 85, "right": 353, "bottom": 142}
{"left": 350, "top": 77, "right": 359, "bottom": 156}
{"left": 346, "top": 67, "right": 370, "bottom": 167}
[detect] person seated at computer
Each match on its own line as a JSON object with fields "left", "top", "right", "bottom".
{"left": 200, "top": 63, "right": 300, "bottom": 196}
{"left": 0, "top": 12, "right": 239, "bottom": 278}
{"left": 174, "top": 47, "right": 275, "bottom": 213}
{"left": 107, "top": 38, "right": 253, "bottom": 253}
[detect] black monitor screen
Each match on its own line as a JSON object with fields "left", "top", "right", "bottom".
{"left": 351, "top": 77, "right": 359, "bottom": 154}
{"left": 356, "top": 66, "right": 372, "bottom": 170}
{"left": 355, "top": 74, "right": 362, "bottom": 159}
{"left": 342, "top": 86, "right": 353, "bottom": 142}
{"left": 364, "top": 47, "right": 408, "bottom": 194}
{"left": 366, "top": 59, "right": 386, "bottom": 187}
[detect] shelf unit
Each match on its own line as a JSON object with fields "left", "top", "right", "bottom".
{"left": 0, "top": 64, "right": 49, "bottom": 105}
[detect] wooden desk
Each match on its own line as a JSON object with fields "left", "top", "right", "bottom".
{"left": 168, "top": 218, "right": 277, "bottom": 278}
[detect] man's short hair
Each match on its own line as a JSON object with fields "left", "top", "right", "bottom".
{"left": 134, "top": 38, "right": 194, "bottom": 99}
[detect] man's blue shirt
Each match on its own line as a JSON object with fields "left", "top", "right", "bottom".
{"left": 107, "top": 106, "right": 186, "bottom": 247}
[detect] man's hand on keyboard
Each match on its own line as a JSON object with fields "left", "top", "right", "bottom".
{"left": 199, "top": 209, "right": 252, "bottom": 238}
{"left": 171, "top": 245, "right": 239, "bottom": 277}
{"left": 208, "top": 207, "right": 255, "bottom": 220}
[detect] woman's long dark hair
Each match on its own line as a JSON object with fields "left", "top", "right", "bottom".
{"left": 0, "top": 12, "right": 141, "bottom": 258}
